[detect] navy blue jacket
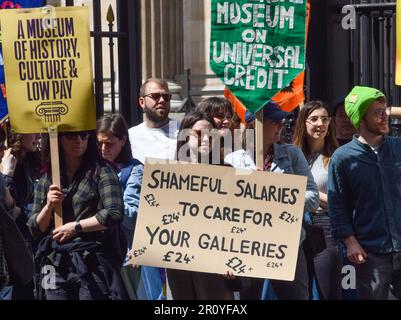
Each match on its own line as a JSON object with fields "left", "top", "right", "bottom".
{"left": 328, "top": 136, "right": 401, "bottom": 253}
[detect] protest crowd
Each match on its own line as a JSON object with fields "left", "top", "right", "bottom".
{"left": 1, "top": 76, "right": 401, "bottom": 301}
{"left": 0, "top": 0, "right": 400, "bottom": 302}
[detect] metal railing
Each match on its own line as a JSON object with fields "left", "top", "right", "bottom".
{"left": 65, "top": 0, "right": 141, "bottom": 126}
{"left": 349, "top": 2, "right": 400, "bottom": 105}
{"left": 173, "top": 68, "right": 224, "bottom": 112}
{"left": 348, "top": 1, "right": 401, "bottom": 136}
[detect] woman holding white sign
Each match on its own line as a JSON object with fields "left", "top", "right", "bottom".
{"left": 27, "top": 130, "right": 128, "bottom": 300}
{"left": 225, "top": 101, "right": 319, "bottom": 300}
{"left": 293, "top": 101, "right": 342, "bottom": 300}
{"left": 169, "top": 110, "right": 238, "bottom": 300}
{"left": 196, "top": 96, "right": 242, "bottom": 162}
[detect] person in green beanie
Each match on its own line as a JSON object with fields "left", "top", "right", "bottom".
{"left": 328, "top": 86, "right": 401, "bottom": 300}
{"left": 344, "top": 86, "right": 386, "bottom": 130}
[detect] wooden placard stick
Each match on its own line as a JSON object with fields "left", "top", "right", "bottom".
{"left": 390, "top": 107, "right": 401, "bottom": 118}
{"left": 255, "top": 109, "right": 264, "bottom": 169}
{"left": 3, "top": 119, "right": 9, "bottom": 149}
{"left": 49, "top": 126, "right": 63, "bottom": 229}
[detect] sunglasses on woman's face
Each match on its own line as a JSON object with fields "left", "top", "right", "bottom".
{"left": 213, "top": 112, "right": 232, "bottom": 121}
{"left": 60, "top": 131, "right": 90, "bottom": 140}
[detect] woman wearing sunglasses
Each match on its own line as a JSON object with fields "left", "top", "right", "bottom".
{"left": 196, "top": 97, "right": 242, "bottom": 164}
{"left": 168, "top": 110, "right": 237, "bottom": 300}
{"left": 293, "top": 101, "right": 342, "bottom": 300}
{"left": 97, "top": 114, "right": 143, "bottom": 251}
{"left": 27, "top": 130, "right": 127, "bottom": 300}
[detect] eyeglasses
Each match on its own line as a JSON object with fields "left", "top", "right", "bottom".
{"left": 60, "top": 131, "right": 90, "bottom": 140}
{"left": 213, "top": 112, "right": 233, "bottom": 121}
{"left": 143, "top": 92, "right": 172, "bottom": 102}
{"left": 371, "top": 108, "right": 390, "bottom": 119}
{"left": 306, "top": 116, "right": 331, "bottom": 125}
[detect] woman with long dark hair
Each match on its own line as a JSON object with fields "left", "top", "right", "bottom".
{"left": 293, "top": 100, "right": 342, "bottom": 300}
{"left": 169, "top": 110, "right": 236, "bottom": 300}
{"left": 196, "top": 97, "right": 242, "bottom": 163}
{"left": 97, "top": 114, "right": 165, "bottom": 300}
{"left": 28, "top": 130, "right": 127, "bottom": 300}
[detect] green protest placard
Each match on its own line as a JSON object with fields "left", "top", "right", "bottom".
{"left": 210, "top": 0, "right": 307, "bottom": 113}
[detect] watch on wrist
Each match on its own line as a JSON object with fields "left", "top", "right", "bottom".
{"left": 74, "top": 222, "right": 83, "bottom": 233}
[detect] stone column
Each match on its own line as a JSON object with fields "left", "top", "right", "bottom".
{"left": 183, "top": 0, "right": 223, "bottom": 99}
{"left": 183, "top": 0, "right": 207, "bottom": 76}
{"left": 141, "top": 0, "right": 151, "bottom": 80}
{"left": 141, "top": 0, "right": 183, "bottom": 81}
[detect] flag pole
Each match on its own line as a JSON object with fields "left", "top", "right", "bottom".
{"left": 255, "top": 110, "right": 264, "bottom": 169}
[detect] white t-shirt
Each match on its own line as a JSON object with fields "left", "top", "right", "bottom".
{"left": 224, "top": 149, "right": 256, "bottom": 170}
{"left": 128, "top": 119, "right": 180, "bottom": 164}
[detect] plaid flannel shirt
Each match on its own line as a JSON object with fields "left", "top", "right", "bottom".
{"left": 28, "top": 163, "right": 124, "bottom": 238}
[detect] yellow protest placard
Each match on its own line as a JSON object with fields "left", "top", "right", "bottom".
{"left": 130, "top": 160, "right": 307, "bottom": 281}
{"left": 0, "top": 6, "right": 95, "bottom": 133}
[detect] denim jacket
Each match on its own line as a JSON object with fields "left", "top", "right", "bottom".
{"left": 118, "top": 161, "right": 143, "bottom": 250}
{"left": 328, "top": 136, "right": 401, "bottom": 254}
{"left": 225, "top": 144, "right": 319, "bottom": 213}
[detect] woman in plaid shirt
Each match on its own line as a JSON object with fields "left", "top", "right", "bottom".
{"left": 28, "top": 130, "right": 127, "bottom": 300}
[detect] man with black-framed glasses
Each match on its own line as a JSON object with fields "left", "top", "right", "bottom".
{"left": 328, "top": 86, "right": 401, "bottom": 300}
{"left": 128, "top": 78, "right": 180, "bottom": 164}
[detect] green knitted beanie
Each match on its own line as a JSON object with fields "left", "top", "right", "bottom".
{"left": 344, "top": 86, "right": 385, "bottom": 129}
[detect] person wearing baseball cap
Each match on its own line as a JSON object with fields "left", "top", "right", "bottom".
{"left": 328, "top": 86, "right": 401, "bottom": 300}
{"left": 225, "top": 100, "right": 319, "bottom": 300}
{"left": 244, "top": 101, "right": 291, "bottom": 123}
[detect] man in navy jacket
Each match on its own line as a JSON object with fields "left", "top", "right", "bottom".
{"left": 328, "top": 86, "right": 401, "bottom": 300}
